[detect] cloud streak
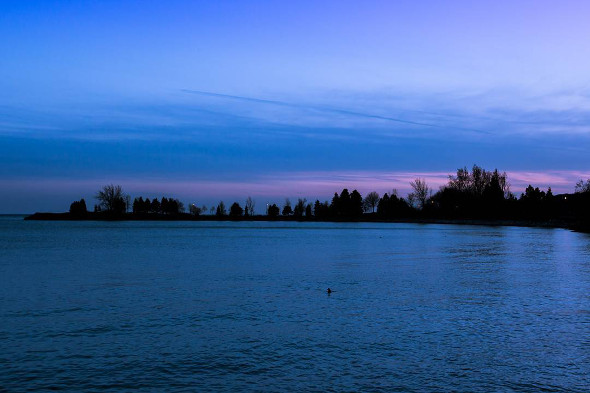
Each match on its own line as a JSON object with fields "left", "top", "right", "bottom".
{"left": 181, "top": 89, "right": 491, "bottom": 135}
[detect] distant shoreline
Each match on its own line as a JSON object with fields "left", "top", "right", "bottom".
{"left": 24, "top": 212, "right": 588, "bottom": 232}
{"left": 38, "top": 166, "right": 589, "bottom": 234}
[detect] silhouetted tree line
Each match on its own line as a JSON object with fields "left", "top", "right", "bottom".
{"left": 431, "top": 166, "right": 512, "bottom": 218}
{"left": 132, "top": 196, "right": 184, "bottom": 215}
{"left": 67, "top": 185, "right": 185, "bottom": 217}
{"left": 377, "top": 191, "right": 413, "bottom": 218}
{"left": 263, "top": 188, "right": 411, "bottom": 220}
{"left": 516, "top": 185, "right": 555, "bottom": 219}
{"left": 64, "top": 173, "right": 590, "bottom": 230}
{"left": 426, "top": 165, "right": 589, "bottom": 225}
{"left": 254, "top": 166, "right": 590, "bottom": 226}
{"left": 199, "top": 198, "right": 257, "bottom": 219}
{"left": 69, "top": 199, "right": 87, "bottom": 216}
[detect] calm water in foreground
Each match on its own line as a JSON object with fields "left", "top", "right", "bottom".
{"left": 1, "top": 216, "right": 590, "bottom": 392}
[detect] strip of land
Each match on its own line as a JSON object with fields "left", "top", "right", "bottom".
{"left": 24, "top": 212, "right": 589, "bottom": 233}
{"left": 23, "top": 166, "right": 590, "bottom": 233}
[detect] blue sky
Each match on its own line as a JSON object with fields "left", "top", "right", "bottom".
{"left": 1, "top": 0, "right": 590, "bottom": 213}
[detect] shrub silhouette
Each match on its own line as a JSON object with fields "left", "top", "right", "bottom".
{"left": 69, "top": 199, "right": 87, "bottom": 216}
{"left": 229, "top": 202, "right": 243, "bottom": 217}
{"left": 267, "top": 204, "right": 280, "bottom": 217}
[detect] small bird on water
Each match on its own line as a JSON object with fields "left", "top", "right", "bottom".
{"left": 327, "top": 288, "right": 332, "bottom": 294}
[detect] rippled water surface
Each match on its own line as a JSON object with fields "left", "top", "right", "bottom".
{"left": 1, "top": 216, "right": 590, "bottom": 392}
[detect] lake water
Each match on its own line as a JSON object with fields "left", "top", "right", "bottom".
{"left": 1, "top": 216, "right": 590, "bottom": 392}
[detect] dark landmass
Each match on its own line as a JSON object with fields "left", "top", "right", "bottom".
{"left": 24, "top": 165, "right": 590, "bottom": 233}
{"left": 24, "top": 211, "right": 587, "bottom": 233}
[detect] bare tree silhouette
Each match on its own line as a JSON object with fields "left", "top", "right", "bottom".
{"left": 364, "top": 191, "right": 380, "bottom": 213}
{"left": 245, "top": 196, "right": 255, "bottom": 216}
{"left": 409, "top": 179, "right": 430, "bottom": 210}
{"left": 96, "top": 184, "right": 128, "bottom": 214}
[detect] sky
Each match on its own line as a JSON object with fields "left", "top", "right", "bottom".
{"left": 1, "top": 0, "right": 590, "bottom": 213}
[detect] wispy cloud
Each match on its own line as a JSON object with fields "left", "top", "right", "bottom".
{"left": 181, "top": 89, "right": 491, "bottom": 135}
{"left": 2, "top": 86, "right": 590, "bottom": 144}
